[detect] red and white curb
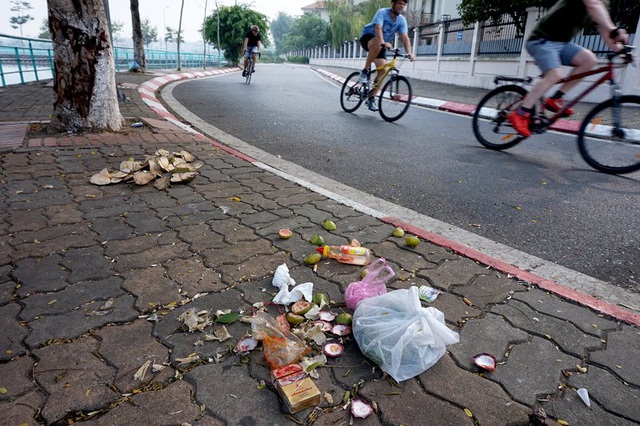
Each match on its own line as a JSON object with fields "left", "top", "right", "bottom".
{"left": 142, "top": 67, "right": 640, "bottom": 327}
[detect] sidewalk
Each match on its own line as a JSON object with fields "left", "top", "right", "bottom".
{"left": 0, "top": 67, "right": 639, "bottom": 426}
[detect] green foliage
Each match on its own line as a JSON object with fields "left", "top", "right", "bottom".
{"left": 203, "top": 4, "right": 269, "bottom": 65}
{"left": 9, "top": 0, "right": 34, "bottom": 36}
{"left": 37, "top": 18, "right": 49, "bottom": 40}
{"left": 280, "top": 13, "right": 331, "bottom": 52}
{"left": 286, "top": 56, "right": 310, "bottom": 64}
{"left": 270, "top": 12, "right": 296, "bottom": 54}
{"left": 141, "top": 18, "right": 158, "bottom": 46}
{"left": 457, "top": 0, "right": 555, "bottom": 32}
{"left": 110, "top": 20, "right": 124, "bottom": 39}
{"left": 326, "top": 0, "right": 388, "bottom": 47}
{"left": 165, "top": 27, "right": 184, "bottom": 43}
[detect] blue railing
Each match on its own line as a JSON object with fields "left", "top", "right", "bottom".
{"left": 0, "top": 33, "right": 225, "bottom": 88}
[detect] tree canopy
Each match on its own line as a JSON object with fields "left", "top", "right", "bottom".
{"left": 141, "top": 18, "right": 158, "bottom": 47}
{"left": 281, "top": 13, "right": 331, "bottom": 52}
{"left": 270, "top": 12, "right": 295, "bottom": 54}
{"left": 9, "top": 0, "right": 34, "bottom": 37}
{"left": 203, "top": 5, "right": 269, "bottom": 64}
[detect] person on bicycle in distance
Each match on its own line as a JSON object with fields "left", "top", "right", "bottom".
{"left": 508, "top": 0, "right": 628, "bottom": 138}
{"left": 242, "top": 25, "right": 262, "bottom": 77}
{"left": 358, "top": 0, "right": 415, "bottom": 111}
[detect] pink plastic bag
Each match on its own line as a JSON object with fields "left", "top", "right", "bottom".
{"left": 344, "top": 258, "right": 395, "bottom": 310}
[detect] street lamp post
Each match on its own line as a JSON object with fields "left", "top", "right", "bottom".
{"left": 163, "top": 6, "right": 168, "bottom": 50}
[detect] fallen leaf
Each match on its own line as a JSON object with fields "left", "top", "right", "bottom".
{"left": 89, "top": 168, "right": 112, "bottom": 185}
{"left": 133, "top": 171, "right": 156, "bottom": 185}
{"left": 133, "top": 360, "right": 152, "bottom": 381}
{"left": 216, "top": 312, "right": 241, "bottom": 324}
{"left": 0, "top": 387, "right": 7, "bottom": 394}
{"left": 464, "top": 408, "right": 473, "bottom": 417}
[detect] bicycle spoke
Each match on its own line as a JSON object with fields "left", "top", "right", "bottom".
{"left": 578, "top": 96, "right": 640, "bottom": 174}
{"left": 472, "top": 85, "right": 527, "bottom": 150}
{"left": 379, "top": 76, "right": 412, "bottom": 122}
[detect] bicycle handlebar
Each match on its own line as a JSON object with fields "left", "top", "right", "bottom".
{"left": 607, "top": 45, "right": 635, "bottom": 64}
{"left": 387, "top": 48, "right": 411, "bottom": 59}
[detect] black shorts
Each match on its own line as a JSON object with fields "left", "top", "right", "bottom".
{"left": 360, "top": 34, "right": 387, "bottom": 60}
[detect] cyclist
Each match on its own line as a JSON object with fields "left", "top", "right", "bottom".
{"left": 508, "top": 0, "right": 628, "bottom": 138}
{"left": 358, "top": 0, "right": 415, "bottom": 111}
{"left": 242, "top": 25, "right": 262, "bottom": 77}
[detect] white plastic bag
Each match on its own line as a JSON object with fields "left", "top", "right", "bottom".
{"left": 353, "top": 286, "right": 459, "bottom": 382}
{"left": 272, "top": 264, "right": 313, "bottom": 305}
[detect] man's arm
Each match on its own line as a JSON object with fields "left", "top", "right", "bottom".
{"left": 401, "top": 33, "right": 414, "bottom": 61}
{"left": 243, "top": 36, "right": 249, "bottom": 52}
{"left": 375, "top": 23, "right": 387, "bottom": 48}
{"left": 583, "top": 0, "right": 628, "bottom": 50}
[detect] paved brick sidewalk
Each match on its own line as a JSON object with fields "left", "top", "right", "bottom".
{"left": 0, "top": 69, "right": 639, "bottom": 425}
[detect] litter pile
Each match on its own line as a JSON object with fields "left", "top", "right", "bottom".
{"left": 89, "top": 148, "right": 202, "bottom": 190}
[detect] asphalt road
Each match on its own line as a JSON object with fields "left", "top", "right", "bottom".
{"left": 168, "top": 64, "right": 639, "bottom": 293}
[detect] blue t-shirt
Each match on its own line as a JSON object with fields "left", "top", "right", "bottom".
{"left": 360, "top": 8, "right": 408, "bottom": 42}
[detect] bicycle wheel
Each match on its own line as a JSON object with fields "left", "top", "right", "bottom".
{"left": 378, "top": 75, "right": 412, "bottom": 122}
{"left": 245, "top": 57, "right": 253, "bottom": 84}
{"left": 577, "top": 95, "right": 640, "bottom": 174}
{"left": 340, "top": 71, "right": 365, "bottom": 113}
{"left": 472, "top": 84, "right": 528, "bottom": 150}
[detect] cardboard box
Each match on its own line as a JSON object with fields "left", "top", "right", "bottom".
{"left": 271, "top": 364, "right": 321, "bottom": 413}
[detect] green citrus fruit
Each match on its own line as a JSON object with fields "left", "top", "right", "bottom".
{"left": 304, "top": 253, "right": 322, "bottom": 265}
{"left": 392, "top": 227, "right": 405, "bottom": 237}
{"left": 405, "top": 236, "right": 421, "bottom": 247}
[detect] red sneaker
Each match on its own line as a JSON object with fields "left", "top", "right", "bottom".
{"left": 544, "top": 98, "right": 575, "bottom": 116}
{"left": 507, "top": 111, "right": 531, "bottom": 138}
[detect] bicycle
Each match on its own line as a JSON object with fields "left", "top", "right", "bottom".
{"left": 243, "top": 51, "right": 260, "bottom": 85}
{"left": 471, "top": 46, "right": 640, "bottom": 175}
{"left": 340, "top": 48, "right": 413, "bottom": 122}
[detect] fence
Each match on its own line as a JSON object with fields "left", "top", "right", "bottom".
{"left": 0, "top": 33, "right": 225, "bottom": 88}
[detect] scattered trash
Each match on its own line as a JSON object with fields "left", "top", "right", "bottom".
{"left": 251, "top": 311, "right": 310, "bottom": 369}
{"left": 353, "top": 286, "right": 459, "bottom": 382}
{"left": 272, "top": 264, "right": 313, "bottom": 305}
{"left": 131, "top": 121, "right": 143, "bottom": 128}
{"left": 271, "top": 363, "right": 321, "bottom": 413}
{"left": 133, "top": 360, "right": 152, "bottom": 381}
{"left": 316, "top": 244, "right": 373, "bottom": 266}
{"left": 417, "top": 285, "right": 441, "bottom": 303}
{"left": 350, "top": 398, "right": 374, "bottom": 419}
{"left": 235, "top": 335, "right": 258, "bottom": 354}
{"left": 391, "top": 227, "right": 405, "bottom": 237}
{"left": 278, "top": 229, "right": 292, "bottom": 239}
{"left": 473, "top": 353, "right": 497, "bottom": 372}
{"left": 322, "top": 218, "right": 337, "bottom": 231}
{"left": 330, "top": 324, "right": 351, "bottom": 337}
{"left": 323, "top": 342, "right": 344, "bottom": 358}
{"left": 318, "top": 311, "right": 336, "bottom": 322}
{"left": 177, "top": 309, "right": 212, "bottom": 333}
{"left": 405, "top": 235, "right": 421, "bottom": 247}
{"left": 344, "top": 258, "right": 395, "bottom": 309}
{"left": 577, "top": 388, "right": 591, "bottom": 407}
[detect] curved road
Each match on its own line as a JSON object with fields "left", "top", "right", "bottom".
{"left": 165, "top": 64, "right": 639, "bottom": 296}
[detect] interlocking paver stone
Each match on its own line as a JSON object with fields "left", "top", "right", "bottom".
{"left": 33, "top": 337, "right": 118, "bottom": 423}
{"left": 568, "top": 364, "right": 640, "bottom": 422}
{"left": 449, "top": 313, "right": 529, "bottom": 369}
{"left": 422, "top": 257, "right": 489, "bottom": 291}
{"left": 0, "top": 303, "right": 28, "bottom": 360}
{"left": 25, "top": 293, "right": 138, "bottom": 347}
{"left": 419, "top": 354, "right": 531, "bottom": 425}
{"left": 0, "top": 354, "right": 36, "bottom": 399}
{"left": 12, "top": 254, "right": 68, "bottom": 295}
{"left": 491, "top": 299, "right": 603, "bottom": 357}
{"left": 588, "top": 325, "right": 640, "bottom": 386}
{"left": 490, "top": 336, "right": 579, "bottom": 406}
{"left": 0, "top": 390, "right": 45, "bottom": 426}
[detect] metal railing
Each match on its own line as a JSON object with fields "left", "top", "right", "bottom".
{"left": 0, "top": 33, "right": 225, "bottom": 88}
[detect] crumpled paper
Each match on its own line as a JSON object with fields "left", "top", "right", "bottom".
{"left": 272, "top": 264, "right": 313, "bottom": 304}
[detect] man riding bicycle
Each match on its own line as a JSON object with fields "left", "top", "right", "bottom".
{"left": 242, "top": 25, "right": 262, "bottom": 77}
{"left": 358, "top": 0, "right": 415, "bottom": 111}
{"left": 508, "top": 0, "right": 628, "bottom": 138}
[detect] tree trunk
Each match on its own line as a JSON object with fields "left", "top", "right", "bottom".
{"left": 48, "top": 0, "right": 123, "bottom": 133}
{"left": 130, "top": 0, "right": 145, "bottom": 71}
